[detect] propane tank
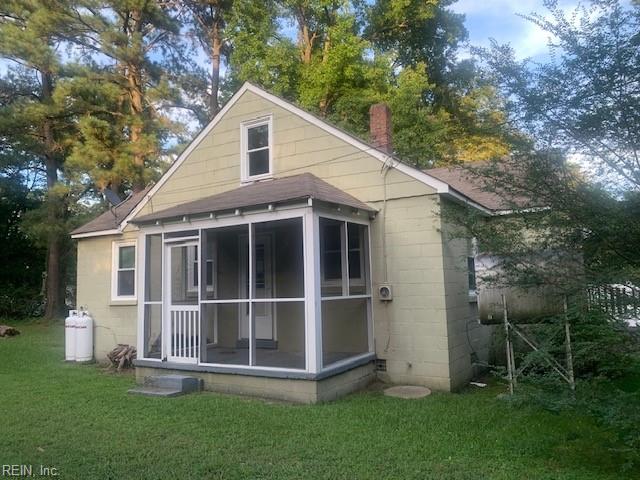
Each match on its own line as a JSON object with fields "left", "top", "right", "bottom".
{"left": 75, "top": 309, "right": 94, "bottom": 363}
{"left": 64, "top": 310, "right": 78, "bottom": 361}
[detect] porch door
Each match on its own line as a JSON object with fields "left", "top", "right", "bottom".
{"left": 165, "top": 242, "right": 200, "bottom": 364}
{"left": 239, "top": 234, "right": 275, "bottom": 341}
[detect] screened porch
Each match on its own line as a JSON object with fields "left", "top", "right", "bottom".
{"left": 134, "top": 194, "right": 375, "bottom": 376}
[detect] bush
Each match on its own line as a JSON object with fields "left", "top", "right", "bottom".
{"left": 0, "top": 285, "right": 44, "bottom": 318}
{"left": 498, "top": 306, "right": 640, "bottom": 469}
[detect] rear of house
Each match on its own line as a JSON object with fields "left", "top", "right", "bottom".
{"left": 71, "top": 83, "right": 496, "bottom": 402}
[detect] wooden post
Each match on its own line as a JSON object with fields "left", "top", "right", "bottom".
{"left": 564, "top": 297, "right": 575, "bottom": 391}
{"left": 503, "top": 294, "right": 514, "bottom": 395}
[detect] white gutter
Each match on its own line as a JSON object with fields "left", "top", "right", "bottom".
{"left": 71, "top": 228, "right": 122, "bottom": 239}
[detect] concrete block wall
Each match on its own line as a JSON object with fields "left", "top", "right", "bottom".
{"left": 370, "top": 195, "right": 455, "bottom": 391}
{"left": 439, "top": 211, "right": 493, "bottom": 390}
{"left": 135, "top": 363, "right": 376, "bottom": 404}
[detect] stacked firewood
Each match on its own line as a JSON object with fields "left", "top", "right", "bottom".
{"left": 107, "top": 344, "right": 137, "bottom": 371}
{"left": 0, "top": 325, "right": 20, "bottom": 337}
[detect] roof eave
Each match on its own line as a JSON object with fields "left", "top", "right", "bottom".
{"left": 71, "top": 228, "right": 122, "bottom": 239}
{"left": 132, "top": 196, "right": 377, "bottom": 227}
{"left": 438, "top": 188, "right": 495, "bottom": 216}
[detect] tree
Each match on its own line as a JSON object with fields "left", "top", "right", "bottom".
{"left": 220, "top": 0, "right": 301, "bottom": 102}
{"left": 362, "top": 0, "right": 513, "bottom": 165}
{"left": 183, "top": 0, "right": 233, "bottom": 119}
{"left": 61, "top": 0, "right": 186, "bottom": 194}
{"left": 0, "top": 175, "right": 46, "bottom": 317}
{"left": 469, "top": 0, "right": 640, "bottom": 286}
{"left": 0, "top": 0, "right": 73, "bottom": 318}
{"left": 449, "top": 0, "right": 640, "bottom": 463}
{"left": 364, "top": 0, "right": 466, "bottom": 87}
{"left": 481, "top": 0, "right": 640, "bottom": 190}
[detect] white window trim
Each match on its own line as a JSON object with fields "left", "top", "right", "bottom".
{"left": 205, "top": 259, "right": 215, "bottom": 293}
{"left": 240, "top": 115, "right": 273, "bottom": 183}
{"left": 320, "top": 220, "right": 367, "bottom": 293}
{"left": 186, "top": 245, "right": 198, "bottom": 293}
{"left": 112, "top": 240, "right": 137, "bottom": 301}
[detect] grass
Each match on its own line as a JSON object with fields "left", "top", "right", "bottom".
{"left": 0, "top": 321, "right": 634, "bottom": 480}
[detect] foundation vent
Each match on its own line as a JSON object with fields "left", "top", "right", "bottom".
{"left": 375, "top": 358, "right": 387, "bottom": 372}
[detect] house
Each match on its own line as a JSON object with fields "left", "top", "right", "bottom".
{"left": 71, "top": 82, "right": 504, "bottom": 403}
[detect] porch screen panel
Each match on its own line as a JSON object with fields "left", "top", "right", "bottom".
{"left": 143, "top": 304, "right": 162, "bottom": 359}
{"left": 319, "top": 217, "right": 372, "bottom": 368}
{"left": 252, "top": 218, "right": 304, "bottom": 299}
{"left": 145, "top": 234, "right": 162, "bottom": 301}
{"left": 170, "top": 245, "right": 198, "bottom": 305}
{"left": 201, "top": 225, "right": 249, "bottom": 301}
{"left": 254, "top": 301, "right": 305, "bottom": 369}
{"left": 201, "top": 303, "right": 249, "bottom": 365}
{"left": 321, "top": 298, "right": 369, "bottom": 366}
{"left": 143, "top": 234, "right": 162, "bottom": 359}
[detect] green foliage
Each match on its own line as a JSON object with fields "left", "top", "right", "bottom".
{"left": 0, "top": 177, "right": 45, "bottom": 317}
{"left": 445, "top": 0, "right": 640, "bottom": 467}
{"left": 223, "top": 0, "right": 300, "bottom": 100}
{"left": 297, "top": 12, "right": 389, "bottom": 132}
{"left": 385, "top": 64, "right": 450, "bottom": 164}
{"left": 362, "top": 0, "right": 513, "bottom": 165}
{"left": 221, "top": 0, "right": 515, "bottom": 166}
{"left": 480, "top": 0, "right": 640, "bottom": 189}
{"left": 58, "top": 0, "right": 187, "bottom": 194}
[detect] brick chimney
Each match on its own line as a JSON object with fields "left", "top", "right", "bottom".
{"left": 369, "top": 103, "right": 392, "bottom": 153}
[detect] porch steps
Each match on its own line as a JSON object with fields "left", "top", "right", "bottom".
{"left": 128, "top": 375, "right": 202, "bottom": 397}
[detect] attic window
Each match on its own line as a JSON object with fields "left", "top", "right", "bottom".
{"left": 241, "top": 116, "right": 272, "bottom": 182}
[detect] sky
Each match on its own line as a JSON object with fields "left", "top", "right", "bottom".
{"left": 451, "top": 0, "right": 580, "bottom": 60}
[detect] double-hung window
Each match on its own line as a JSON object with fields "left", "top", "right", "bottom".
{"left": 320, "top": 218, "right": 370, "bottom": 297}
{"left": 241, "top": 117, "right": 272, "bottom": 181}
{"left": 112, "top": 241, "right": 136, "bottom": 301}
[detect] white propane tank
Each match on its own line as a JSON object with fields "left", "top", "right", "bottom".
{"left": 75, "top": 310, "right": 94, "bottom": 363}
{"left": 64, "top": 310, "right": 78, "bottom": 361}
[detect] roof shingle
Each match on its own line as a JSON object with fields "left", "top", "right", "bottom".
{"left": 425, "top": 165, "right": 532, "bottom": 212}
{"left": 131, "top": 173, "right": 375, "bottom": 225}
{"left": 70, "top": 186, "right": 151, "bottom": 236}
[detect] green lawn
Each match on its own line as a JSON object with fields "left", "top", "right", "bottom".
{"left": 0, "top": 322, "right": 632, "bottom": 479}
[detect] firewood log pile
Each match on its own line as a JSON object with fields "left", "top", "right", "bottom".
{"left": 0, "top": 325, "right": 20, "bottom": 337}
{"left": 107, "top": 344, "right": 137, "bottom": 371}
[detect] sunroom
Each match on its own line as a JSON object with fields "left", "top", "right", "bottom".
{"left": 131, "top": 174, "right": 376, "bottom": 382}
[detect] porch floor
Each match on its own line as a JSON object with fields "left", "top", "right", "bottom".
{"left": 203, "top": 346, "right": 355, "bottom": 369}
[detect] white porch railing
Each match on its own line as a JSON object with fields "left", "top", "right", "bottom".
{"left": 168, "top": 306, "right": 200, "bottom": 363}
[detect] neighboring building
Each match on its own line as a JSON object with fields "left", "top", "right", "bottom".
{"left": 71, "top": 82, "right": 507, "bottom": 403}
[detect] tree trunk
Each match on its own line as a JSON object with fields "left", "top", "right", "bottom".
{"left": 128, "top": 8, "right": 146, "bottom": 193}
{"left": 209, "top": 17, "right": 222, "bottom": 117}
{"left": 296, "top": 8, "right": 314, "bottom": 64}
{"left": 41, "top": 70, "right": 66, "bottom": 319}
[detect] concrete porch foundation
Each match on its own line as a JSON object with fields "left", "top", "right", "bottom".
{"left": 134, "top": 362, "right": 376, "bottom": 403}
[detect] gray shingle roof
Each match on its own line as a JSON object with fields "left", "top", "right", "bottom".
{"left": 70, "top": 186, "right": 151, "bottom": 236}
{"left": 426, "top": 165, "right": 532, "bottom": 212}
{"left": 131, "top": 173, "right": 376, "bottom": 225}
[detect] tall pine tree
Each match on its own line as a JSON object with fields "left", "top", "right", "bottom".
{"left": 61, "top": 0, "right": 186, "bottom": 194}
{"left": 0, "top": 0, "right": 73, "bottom": 318}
